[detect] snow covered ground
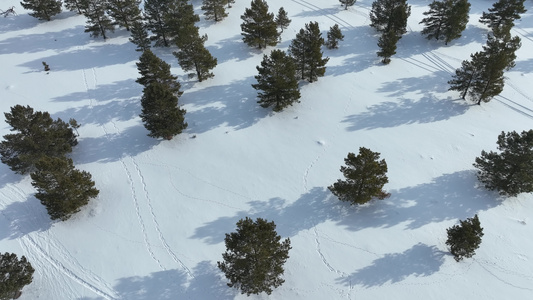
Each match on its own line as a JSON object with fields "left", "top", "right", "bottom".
{"left": 1, "top": 0, "right": 532, "bottom": 299}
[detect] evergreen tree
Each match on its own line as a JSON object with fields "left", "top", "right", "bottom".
{"left": 107, "top": 0, "right": 142, "bottom": 31}
{"left": 288, "top": 22, "right": 329, "bottom": 82}
{"left": 479, "top": 0, "right": 526, "bottom": 32}
{"left": 144, "top": 0, "right": 172, "bottom": 47}
{"left": 325, "top": 24, "right": 344, "bottom": 49}
{"left": 420, "top": 0, "right": 470, "bottom": 45}
{"left": 20, "top": 0, "right": 62, "bottom": 21}
{"left": 275, "top": 7, "right": 291, "bottom": 33}
{"left": 240, "top": 0, "right": 280, "bottom": 48}
{"left": 30, "top": 156, "right": 99, "bottom": 221}
{"left": 0, "top": 105, "right": 78, "bottom": 175}
{"left": 202, "top": 0, "right": 228, "bottom": 22}
{"left": 173, "top": 28, "right": 218, "bottom": 82}
{"left": 136, "top": 49, "right": 182, "bottom": 95}
{"left": 473, "top": 130, "right": 533, "bottom": 197}
{"left": 0, "top": 253, "right": 34, "bottom": 300}
{"left": 252, "top": 49, "right": 300, "bottom": 112}
{"left": 328, "top": 147, "right": 390, "bottom": 205}
{"left": 129, "top": 20, "right": 151, "bottom": 52}
{"left": 64, "top": 0, "right": 90, "bottom": 14}
{"left": 139, "top": 82, "right": 187, "bottom": 140}
{"left": 369, "top": 0, "right": 411, "bottom": 37}
{"left": 225, "top": 0, "right": 235, "bottom": 8}
{"left": 446, "top": 215, "right": 484, "bottom": 261}
{"left": 448, "top": 52, "right": 485, "bottom": 99}
{"left": 340, "top": 0, "right": 357, "bottom": 10}
{"left": 377, "top": 29, "right": 399, "bottom": 64}
{"left": 84, "top": 0, "right": 115, "bottom": 40}
{"left": 165, "top": 0, "right": 200, "bottom": 45}
{"left": 218, "top": 217, "right": 291, "bottom": 296}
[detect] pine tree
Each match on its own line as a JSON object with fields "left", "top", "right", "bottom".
{"left": 64, "top": 0, "right": 90, "bottom": 14}
{"left": 136, "top": 50, "right": 182, "bottom": 95}
{"left": 129, "top": 21, "right": 151, "bottom": 52}
{"left": 252, "top": 49, "right": 300, "bottom": 112}
{"left": 202, "top": 0, "right": 228, "bottom": 22}
{"left": 289, "top": 22, "right": 329, "bottom": 82}
{"left": 84, "top": 0, "right": 115, "bottom": 40}
{"left": 377, "top": 29, "right": 399, "bottom": 64}
{"left": 225, "top": 0, "right": 235, "bottom": 8}
{"left": 20, "top": 0, "right": 62, "bottom": 21}
{"left": 448, "top": 52, "right": 485, "bottom": 99}
{"left": 240, "top": 0, "right": 280, "bottom": 48}
{"left": 140, "top": 82, "right": 187, "bottom": 140}
{"left": 0, "top": 253, "right": 34, "bottom": 300}
{"left": 0, "top": 105, "right": 78, "bottom": 175}
{"left": 174, "top": 28, "right": 218, "bottom": 82}
{"left": 446, "top": 215, "right": 484, "bottom": 261}
{"left": 106, "top": 0, "right": 142, "bottom": 31}
{"left": 325, "top": 24, "right": 344, "bottom": 49}
{"left": 473, "top": 130, "right": 533, "bottom": 197}
{"left": 144, "top": 0, "right": 172, "bottom": 47}
{"left": 340, "top": 0, "right": 357, "bottom": 10}
{"left": 218, "top": 217, "right": 291, "bottom": 296}
{"left": 30, "top": 156, "right": 99, "bottom": 221}
{"left": 275, "top": 7, "right": 291, "bottom": 33}
{"left": 479, "top": 0, "right": 527, "bottom": 32}
{"left": 369, "top": 0, "right": 411, "bottom": 36}
{"left": 420, "top": 0, "right": 470, "bottom": 45}
{"left": 328, "top": 147, "right": 390, "bottom": 205}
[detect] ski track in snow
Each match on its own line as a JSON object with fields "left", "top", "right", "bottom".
{"left": 474, "top": 258, "right": 533, "bottom": 291}
{"left": 291, "top": 0, "right": 357, "bottom": 29}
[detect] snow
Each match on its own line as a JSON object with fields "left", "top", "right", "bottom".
{"left": 1, "top": 0, "right": 533, "bottom": 299}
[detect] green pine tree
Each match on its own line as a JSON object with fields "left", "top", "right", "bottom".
{"left": 64, "top": 0, "right": 90, "bottom": 14}
{"left": 448, "top": 51, "right": 485, "bottom": 99}
{"left": 144, "top": 0, "right": 172, "bottom": 47}
{"left": 129, "top": 21, "right": 151, "bottom": 52}
{"left": 20, "top": 0, "right": 62, "bottom": 21}
{"left": 325, "top": 24, "right": 344, "bottom": 49}
{"left": 106, "top": 0, "right": 142, "bottom": 31}
{"left": 340, "top": 0, "right": 357, "bottom": 10}
{"left": 479, "top": 0, "right": 527, "bottom": 32}
{"left": 289, "top": 22, "right": 329, "bottom": 82}
{"left": 328, "top": 147, "right": 390, "bottom": 205}
{"left": 225, "top": 0, "right": 235, "bottom": 8}
{"left": 474, "top": 130, "right": 533, "bottom": 197}
{"left": 252, "top": 49, "right": 301, "bottom": 112}
{"left": 420, "top": 0, "right": 470, "bottom": 45}
{"left": 369, "top": 0, "right": 411, "bottom": 36}
{"left": 0, "top": 105, "right": 78, "bottom": 175}
{"left": 240, "top": 0, "right": 280, "bottom": 48}
{"left": 30, "top": 156, "right": 99, "bottom": 221}
{"left": 275, "top": 7, "right": 291, "bottom": 33}
{"left": 218, "top": 217, "right": 291, "bottom": 296}
{"left": 139, "top": 82, "right": 188, "bottom": 140}
{"left": 174, "top": 28, "right": 218, "bottom": 82}
{"left": 136, "top": 49, "right": 182, "bottom": 95}
{"left": 165, "top": 0, "right": 200, "bottom": 45}
{"left": 446, "top": 215, "right": 484, "bottom": 261}
{"left": 202, "top": 0, "right": 228, "bottom": 22}
{"left": 377, "top": 29, "right": 399, "bottom": 64}
{"left": 0, "top": 253, "right": 34, "bottom": 300}
{"left": 83, "top": 0, "right": 115, "bottom": 40}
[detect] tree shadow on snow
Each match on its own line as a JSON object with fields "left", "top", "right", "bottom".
{"left": 342, "top": 94, "right": 468, "bottom": 131}
{"left": 336, "top": 243, "right": 445, "bottom": 288}
{"left": 208, "top": 34, "right": 256, "bottom": 64}
{"left": 0, "top": 195, "right": 52, "bottom": 241}
{"left": 0, "top": 26, "right": 90, "bottom": 55}
{"left": 78, "top": 261, "right": 235, "bottom": 300}
{"left": 0, "top": 13, "right": 41, "bottom": 35}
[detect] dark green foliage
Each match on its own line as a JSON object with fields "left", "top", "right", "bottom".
{"left": 474, "top": 130, "right": 533, "bottom": 197}
{"left": 31, "top": 156, "right": 99, "bottom": 221}
{"left": 288, "top": 22, "right": 329, "bottom": 82}
{"left": 479, "top": 0, "right": 526, "bottom": 32}
{"left": 129, "top": 21, "right": 151, "bottom": 52}
{"left": 340, "top": 0, "right": 357, "bottom": 10}
{"left": 325, "top": 24, "right": 344, "bottom": 49}
{"left": 20, "top": 0, "right": 62, "bottom": 21}
{"left": 448, "top": 52, "right": 484, "bottom": 99}
{"left": 84, "top": 0, "right": 115, "bottom": 40}
{"left": 144, "top": 0, "right": 172, "bottom": 47}
{"left": 225, "top": 0, "right": 235, "bottom": 8}
{"left": 240, "top": 0, "right": 280, "bottom": 48}
{"left": 275, "top": 7, "right": 291, "bottom": 33}
{"left": 64, "top": 0, "right": 89, "bottom": 14}
{"left": 202, "top": 0, "right": 228, "bottom": 22}
{"left": 165, "top": 0, "right": 200, "bottom": 45}
{"left": 139, "top": 82, "right": 187, "bottom": 140}
{"left": 420, "top": 0, "right": 470, "bottom": 45}
{"left": 136, "top": 50, "right": 182, "bottom": 95}
{"left": 217, "top": 217, "right": 291, "bottom": 296}
{"left": 369, "top": 0, "right": 411, "bottom": 36}
{"left": 252, "top": 49, "right": 300, "bottom": 112}
{"left": 328, "top": 147, "right": 390, "bottom": 205}
{"left": 0, "top": 253, "right": 34, "bottom": 300}
{"left": 377, "top": 29, "right": 399, "bottom": 64}
{"left": 0, "top": 105, "right": 78, "bottom": 175}
{"left": 107, "top": 0, "right": 142, "bottom": 31}
{"left": 173, "top": 29, "right": 218, "bottom": 82}
{"left": 446, "top": 215, "right": 484, "bottom": 261}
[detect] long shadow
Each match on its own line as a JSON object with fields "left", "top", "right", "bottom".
{"left": 182, "top": 77, "right": 268, "bottom": 133}
{"left": 0, "top": 196, "right": 52, "bottom": 241}
{"left": 513, "top": 58, "right": 533, "bottom": 73}
{"left": 336, "top": 243, "right": 445, "bottom": 288}
{"left": 0, "top": 163, "right": 23, "bottom": 189}
{"left": 342, "top": 94, "right": 468, "bottom": 131}
{"left": 0, "top": 13, "right": 40, "bottom": 34}
{"left": 378, "top": 70, "right": 452, "bottom": 95}
{"left": 78, "top": 261, "right": 234, "bottom": 300}
{"left": 0, "top": 26, "right": 89, "bottom": 55}
{"left": 208, "top": 34, "right": 256, "bottom": 64}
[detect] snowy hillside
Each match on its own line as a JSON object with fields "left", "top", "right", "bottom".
{"left": 1, "top": 0, "right": 532, "bottom": 299}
